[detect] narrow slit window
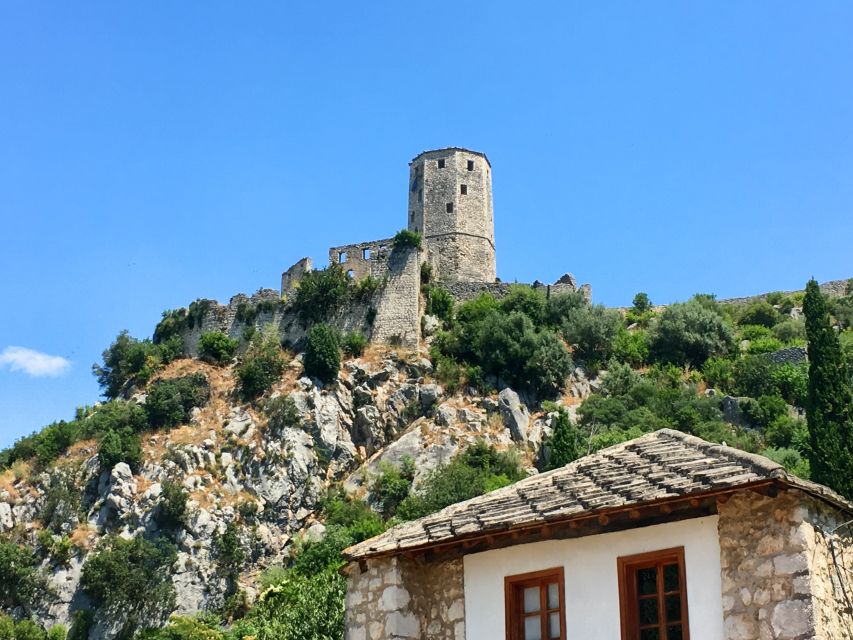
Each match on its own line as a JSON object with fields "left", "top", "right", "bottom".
{"left": 461, "top": 184, "right": 468, "bottom": 195}
{"left": 446, "top": 202, "right": 454, "bottom": 213}
{"left": 362, "top": 248, "right": 371, "bottom": 259}
{"left": 438, "top": 159, "right": 446, "bottom": 168}
{"left": 338, "top": 251, "right": 347, "bottom": 264}
{"left": 418, "top": 189, "right": 423, "bottom": 203}
{"left": 467, "top": 160, "right": 475, "bottom": 171}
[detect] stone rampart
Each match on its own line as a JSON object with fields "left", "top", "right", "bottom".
{"left": 329, "top": 238, "right": 396, "bottom": 282}
{"left": 369, "top": 245, "right": 421, "bottom": 349}
{"left": 444, "top": 276, "right": 592, "bottom": 304}
{"left": 281, "top": 257, "right": 312, "bottom": 295}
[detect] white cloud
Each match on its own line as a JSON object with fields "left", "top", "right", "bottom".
{"left": 0, "top": 346, "right": 71, "bottom": 377}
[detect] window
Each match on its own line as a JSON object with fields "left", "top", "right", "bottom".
{"left": 505, "top": 568, "right": 565, "bottom": 640}
{"left": 460, "top": 184, "right": 468, "bottom": 195}
{"left": 346, "top": 269, "right": 354, "bottom": 278}
{"left": 618, "top": 547, "right": 689, "bottom": 640}
{"left": 467, "top": 160, "right": 475, "bottom": 171}
{"left": 362, "top": 248, "right": 371, "bottom": 259}
{"left": 438, "top": 158, "right": 446, "bottom": 168}
{"left": 338, "top": 251, "right": 347, "bottom": 263}
{"left": 418, "top": 189, "right": 423, "bottom": 203}
{"left": 446, "top": 202, "right": 454, "bottom": 213}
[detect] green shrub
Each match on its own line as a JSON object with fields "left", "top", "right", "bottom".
{"left": 426, "top": 286, "right": 454, "bottom": 322}
{"left": 263, "top": 395, "right": 302, "bottom": 433}
{"left": 304, "top": 324, "right": 342, "bottom": 383}
{"left": 543, "top": 291, "right": 587, "bottom": 326}
{"left": 772, "top": 318, "right": 806, "bottom": 344}
{"left": 765, "top": 415, "right": 809, "bottom": 450}
{"left": 747, "top": 336, "right": 784, "bottom": 355}
{"left": 740, "top": 395, "right": 788, "bottom": 430}
{"left": 66, "top": 610, "right": 93, "bottom": 640}
{"left": 342, "top": 332, "right": 368, "bottom": 358}
{"left": 370, "top": 458, "right": 415, "bottom": 518}
{"left": 236, "top": 330, "right": 287, "bottom": 400}
{"left": 761, "top": 447, "right": 810, "bottom": 478}
{"left": 612, "top": 328, "right": 649, "bottom": 367}
{"left": 198, "top": 332, "right": 238, "bottom": 365}
{"left": 733, "top": 356, "right": 776, "bottom": 397}
{"left": 545, "top": 408, "right": 583, "bottom": 469}
{"left": 561, "top": 304, "right": 621, "bottom": 367}
{"left": 145, "top": 374, "right": 210, "bottom": 430}
{"left": 318, "top": 488, "right": 384, "bottom": 543}
{"left": 153, "top": 309, "right": 188, "bottom": 345}
{"left": 770, "top": 363, "right": 808, "bottom": 406}
{"left": 81, "top": 536, "right": 177, "bottom": 634}
{"left": 649, "top": 301, "right": 735, "bottom": 367}
{"left": 97, "top": 427, "right": 142, "bottom": 471}
{"left": 213, "top": 522, "right": 245, "bottom": 587}
{"left": 353, "top": 276, "right": 381, "bottom": 302}
{"left": 632, "top": 292, "right": 652, "bottom": 313}
{"left": 157, "top": 335, "right": 185, "bottom": 364}
{"left": 397, "top": 443, "right": 525, "bottom": 520}
{"left": 39, "top": 475, "right": 80, "bottom": 534}
{"left": 524, "top": 330, "right": 574, "bottom": 397}
{"left": 155, "top": 481, "right": 188, "bottom": 531}
{"left": 738, "top": 301, "right": 780, "bottom": 328}
{"left": 500, "top": 286, "right": 547, "bottom": 325}
{"left": 392, "top": 229, "right": 422, "bottom": 250}
{"left": 291, "top": 265, "right": 351, "bottom": 327}
{"left": 739, "top": 324, "right": 774, "bottom": 341}
{"left": 291, "top": 525, "right": 355, "bottom": 576}
{"left": 702, "top": 356, "right": 735, "bottom": 392}
{"left": 0, "top": 539, "right": 47, "bottom": 613}
{"left": 93, "top": 331, "right": 160, "bottom": 399}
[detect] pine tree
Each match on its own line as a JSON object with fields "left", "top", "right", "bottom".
{"left": 803, "top": 279, "right": 853, "bottom": 497}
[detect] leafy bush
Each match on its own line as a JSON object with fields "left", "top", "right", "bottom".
{"left": 772, "top": 318, "right": 806, "bottom": 344}
{"left": 525, "top": 330, "right": 574, "bottom": 397}
{"left": 738, "top": 324, "right": 775, "bottom": 341}
{"left": 649, "top": 301, "right": 735, "bottom": 367}
{"left": 291, "top": 265, "right": 351, "bottom": 327}
{"left": 93, "top": 331, "right": 160, "bottom": 399}
{"left": 155, "top": 481, "right": 188, "bottom": 531}
{"left": 236, "top": 330, "right": 287, "bottom": 400}
{"left": 545, "top": 408, "right": 583, "bottom": 469}
{"left": 425, "top": 286, "right": 454, "bottom": 322}
{"left": 318, "top": 487, "right": 384, "bottom": 543}
{"left": 500, "top": 286, "right": 547, "bottom": 325}
{"left": 97, "top": 427, "right": 142, "bottom": 471}
{"left": 353, "top": 276, "right": 381, "bottom": 302}
{"left": 263, "top": 395, "right": 302, "bottom": 434}
{"left": 198, "top": 332, "right": 238, "bottom": 365}
{"left": 213, "top": 522, "right": 245, "bottom": 589}
{"left": 612, "top": 328, "right": 649, "bottom": 368}
{"left": 732, "top": 356, "right": 776, "bottom": 398}
{"left": 632, "top": 292, "right": 652, "bottom": 313}
{"left": 370, "top": 458, "right": 415, "bottom": 518}
{"left": 740, "top": 395, "right": 788, "bottom": 430}
{"left": 761, "top": 447, "right": 810, "bottom": 478}
{"left": 702, "top": 356, "right": 735, "bottom": 392}
{"left": 543, "top": 291, "right": 587, "bottom": 326}
{"left": 145, "top": 374, "right": 210, "bottom": 430}
{"left": 304, "top": 324, "right": 342, "bottom": 383}
{"left": 561, "top": 304, "right": 620, "bottom": 367}
{"left": 81, "top": 536, "right": 177, "bottom": 635}
{"left": 770, "top": 363, "right": 808, "bottom": 406}
{"left": 342, "top": 331, "right": 368, "bottom": 358}
{"left": 738, "top": 301, "right": 780, "bottom": 328}
{"left": 0, "top": 539, "right": 47, "bottom": 613}
{"left": 39, "top": 475, "right": 81, "bottom": 534}
{"left": 392, "top": 229, "right": 422, "bottom": 250}
{"left": 397, "top": 443, "right": 525, "bottom": 520}
{"left": 153, "top": 309, "right": 187, "bottom": 345}
{"left": 746, "top": 336, "right": 784, "bottom": 355}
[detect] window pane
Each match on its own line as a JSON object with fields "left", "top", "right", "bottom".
{"left": 547, "top": 583, "right": 559, "bottom": 609}
{"left": 524, "top": 587, "right": 541, "bottom": 613}
{"left": 667, "top": 624, "right": 683, "bottom": 640}
{"left": 663, "top": 564, "right": 680, "bottom": 592}
{"left": 548, "top": 612, "right": 561, "bottom": 638}
{"left": 524, "top": 616, "right": 542, "bottom": 640}
{"left": 640, "top": 629, "right": 660, "bottom": 640}
{"left": 665, "top": 595, "right": 682, "bottom": 622}
{"left": 637, "top": 567, "right": 657, "bottom": 595}
{"left": 639, "top": 597, "right": 659, "bottom": 625}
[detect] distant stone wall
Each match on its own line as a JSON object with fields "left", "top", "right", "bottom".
{"left": 719, "top": 278, "right": 851, "bottom": 306}
{"left": 281, "top": 257, "right": 312, "bottom": 295}
{"left": 369, "top": 245, "right": 421, "bottom": 349}
{"left": 329, "top": 238, "right": 395, "bottom": 282}
{"left": 444, "top": 276, "right": 592, "bottom": 304}
{"left": 717, "top": 489, "right": 853, "bottom": 639}
{"left": 344, "top": 555, "right": 465, "bottom": 640}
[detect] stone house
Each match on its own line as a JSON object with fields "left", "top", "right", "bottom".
{"left": 342, "top": 429, "right": 853, "bottom": 640}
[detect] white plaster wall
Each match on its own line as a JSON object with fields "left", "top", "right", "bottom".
{"left": 463, "top": 516, "right": 724, "bottom": 640}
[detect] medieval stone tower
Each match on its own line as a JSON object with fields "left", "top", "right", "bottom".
{"left": 407, "top": 148, "right": 496, "bottom": 283}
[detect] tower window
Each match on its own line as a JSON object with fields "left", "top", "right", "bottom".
{"left": 346, "top": 269, "right": 354, "bottom": 278}
{"left": 338, "top": 251, "right": 348, "bottom": 263}
{"left": 467, "top": 160, "right": 474, "bottom": 171}
{"left": 438, "top": 159, "right": 445, "bottom": 168}
{"left": 418, "top": 189, "right": 423, "bottom": 203}
{"left": 446, "top": 202, "right": 454, "bottom": 213}
{"left": 410, "top": 210, "right": 414, "bottom": 221}
{"left": 362, "top": 248, "right": 371, "bottom": 259}
{"left": 460, "top": 184, "right": 468, "bottom": 195}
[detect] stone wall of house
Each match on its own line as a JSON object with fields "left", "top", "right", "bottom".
{"left": 345, "top": 555, "right": 465, "bottom": 640}
{"left": 717, "top": 489, "right": 853, "bottom": 639}
{"left": 806, "top": 500, "right": 853, "bottom": 639}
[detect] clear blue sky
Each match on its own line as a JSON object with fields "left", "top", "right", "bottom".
{"left": 1, "top": 2, "right": 851, "bottom": 448}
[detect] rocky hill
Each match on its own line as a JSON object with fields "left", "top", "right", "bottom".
{"left": 1, "top": 274, "right": 851, "bottom": 640}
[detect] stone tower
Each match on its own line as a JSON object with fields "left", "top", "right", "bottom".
{"left": 407, "top": 148, "right": 496, "bottom": 283}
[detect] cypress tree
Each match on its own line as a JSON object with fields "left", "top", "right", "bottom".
{"left": 803, "top": 279, "right": 853, "bottom": 497}
{"left": 547, "top": 408, "right": 583, "bottom": 469}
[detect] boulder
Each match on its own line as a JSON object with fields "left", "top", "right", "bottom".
{"left": 498, "top": 388, "right": 530, "bottom": 443}
{"left": 419, "top": 384, "right": 442, "bottom": 411}
{"left": 0, "top": 502, "right": 13, "bottom": 532}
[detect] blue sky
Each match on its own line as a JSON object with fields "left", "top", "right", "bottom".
{"left": 1, "top": 2, "right": 851, "bottom": 448}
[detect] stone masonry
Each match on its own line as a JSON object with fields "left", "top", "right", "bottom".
{"left": 344, "top": 556, "right": 465, "bottom": 640}
{"left": 717, "top": 490, "right": 853, "bottom": 639}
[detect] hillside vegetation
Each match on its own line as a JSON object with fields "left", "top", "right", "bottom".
{"left": 1, "top": 275, "right": 851, "bottom": 640}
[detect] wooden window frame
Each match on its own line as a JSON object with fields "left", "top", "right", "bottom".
{"left": 504, "top": 567, "right": 566, "bottom": 640}
{"left": 617, "top": 547, "right": 690, "bottom": 640}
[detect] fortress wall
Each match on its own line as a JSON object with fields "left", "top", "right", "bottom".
{"left": 329, "top": 238, "right": 395, "bottom": 282}
{"left": 369, "top": 245, "right": 421, "bottom": 349}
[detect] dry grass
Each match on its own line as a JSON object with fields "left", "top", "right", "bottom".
{"left": 70, "top": 524, "right": 97, "bottom": 552}
{"left": 0, "top": 469, "right": 21, "bottom": 502}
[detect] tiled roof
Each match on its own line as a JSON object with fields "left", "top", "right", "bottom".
{"left": 344, "top": 429, "right": 853, "bottom": 561}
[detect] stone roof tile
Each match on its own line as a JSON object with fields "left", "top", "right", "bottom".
{"left": 344, "top": 429, "right": 853, "bottom": 561}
